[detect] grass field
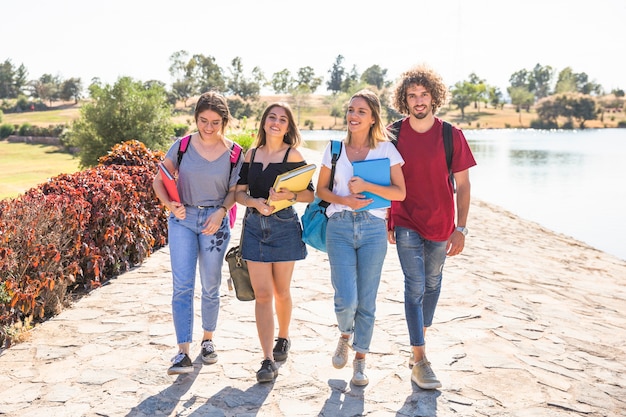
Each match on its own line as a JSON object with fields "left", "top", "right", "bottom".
{"left": 0, "top": 141, "right": 80, "bottom": 200}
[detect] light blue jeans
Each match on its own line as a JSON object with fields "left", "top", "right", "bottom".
{"left": 168, "top": 206, "right": 230, "bottom": 344}
{"left": 326, "top": 210, "right": 387, "bottom": 354}
{"left": 395, "top": 226, "right": 448, "bottom": 347}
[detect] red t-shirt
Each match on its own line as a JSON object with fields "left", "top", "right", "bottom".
{"left": 389, "top": 118, "right": 477, "bottom": 241}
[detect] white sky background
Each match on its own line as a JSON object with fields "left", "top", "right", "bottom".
{"left": 2, "top": 0, "right": 624, "bottom": 95}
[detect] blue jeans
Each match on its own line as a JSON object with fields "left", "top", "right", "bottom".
{"left": 395, "top": 226, "right": 448, "bottom": 347}
{"left": 326, "top": 211, "right": 387, "bottom": 354}
{"left": 168, "top": 206, "right": 230, "bottom": 344}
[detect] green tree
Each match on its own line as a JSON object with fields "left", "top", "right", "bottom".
{"left": 271, "top": 69, "right": 294, "bottom": 94}
{"left": 68, "top": 77, "right": 174, "bottom": 168}
{"left": 360, "top": 65, "right": 387, "bottom": 89}
{"left": 227, "top": 57, "right": 261, "bottom": 100}
{"left": 60, "top": 77, "right": 83, "bottom": 103}
{"left": 0, "top": 59, "right": 19, "bottom": 99}
{"left": 487, "top": 86, "right": 503, "bottom": 109}
{"left": 189, "top": 54, "right": 226, "bottom": 94}
{"left": 326, "top": 55, "right": 346, "bottom": 94}
{"left": 531, "top": 63, "right": 554, "bottom": 99}
{"left": 507, "top": 86, "right": 535, "bottom": 124}
{"left": 30, "top": 74, "right": 61, "bottom": 106}
{"left": 449, "top": 81, "right": 474, "bottom": 119}
{"left": 341, "top": 65, "right": 359, "bottom": 93}
{"left": 295, "top": 66, "right": 322, "bottom": 93}
{"left": 554, "top": 67, "right": 577, "bottom": 94}
{"left": 168, "top": 50, "right": 196, "bottom": 106}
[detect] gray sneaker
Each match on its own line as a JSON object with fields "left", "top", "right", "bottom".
{"left": 351, "top": 358, "right": 369, "bottom": 386}
{"left": 201, "top": 339, "right": 218, "bottom": 364}
{"left": 411, "top": 358, "right": 442, "bottom": 389}
{"left": 332, "top": 336, "right": 350, "bottom": 369}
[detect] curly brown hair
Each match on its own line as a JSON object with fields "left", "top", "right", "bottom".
{"left": 392, "top": 65, "right": 449, "bottom": 115}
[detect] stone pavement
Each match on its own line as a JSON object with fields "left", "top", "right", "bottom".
{"left": 1, "top": 148, "right": 625, "bottom": 417}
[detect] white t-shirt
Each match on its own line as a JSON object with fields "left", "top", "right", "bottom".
{"left": 321, "top": 140, "right": 404, "bottom": 219}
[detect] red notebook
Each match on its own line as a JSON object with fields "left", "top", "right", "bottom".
{"left": 158, "top": 163, "right": 181, "bottom": 203}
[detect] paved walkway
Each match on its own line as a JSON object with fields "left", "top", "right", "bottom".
{"left": 1, "top": 148, "right": 625, "bottom": 416}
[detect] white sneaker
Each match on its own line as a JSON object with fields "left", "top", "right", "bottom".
{"left": 332, "top": 336, "right": 350, "bottom": 369}
{"left": 351, "top": 358, "right": 369, "bottom": 386}
{"left": 411, "top": 358, "right": 442, "bottom": 389}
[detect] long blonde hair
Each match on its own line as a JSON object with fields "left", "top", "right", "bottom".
{"left": 345, "top": 89, "right": 390, "bottom": 149}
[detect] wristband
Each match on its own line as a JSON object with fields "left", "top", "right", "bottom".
{"left": 288, "top": 192, "right": 298, "bottom": 202}
{"left": 220, "top": 205, "right": 228, "bottom": 214}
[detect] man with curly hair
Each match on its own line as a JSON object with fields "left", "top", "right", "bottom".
{"left": 387, "top": 64, "right": 477, "bottom": 389}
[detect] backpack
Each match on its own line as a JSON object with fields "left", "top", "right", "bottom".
{"left": 177, "top": 134, "right": 243, "bottom": 228}
{"left": 389, "top": 118, "right": 455, "bottom": 192}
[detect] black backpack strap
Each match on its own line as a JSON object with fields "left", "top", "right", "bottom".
{"left": 320, "top": 140, "right": 342, "bottom": 208}
{"left": 176, "top": 135, "right": 192, "bottom": 167}
{"left": 389, "top": 119, "right": 404, "bottom": 147}
{"left": 442, "top": 121, "right": 455, "bottom": 192}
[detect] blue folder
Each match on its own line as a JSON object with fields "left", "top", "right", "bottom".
{"left": 352, "top": 158, "right": 391, "bottom": 211}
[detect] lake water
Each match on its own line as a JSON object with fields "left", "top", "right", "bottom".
{"left": 301, "top": 128, "right": 626, "bottom": 261}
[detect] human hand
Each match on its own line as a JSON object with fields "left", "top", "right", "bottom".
{"left": 170, "top": 202, "right": 186, "bottom": 219}
{"left": 202, "top": 209, "right": 225, "bottom": 235}
{"left": 345, "top": 194, "right": 373, "bottom": 211}
{"left": 269, "top": 187, "right": 293, "bottom": 202}
{"left": 254, "top": 198, "right": 275, "bottom": 216}
{"left": 446, "top": 231, "right": 465, "bottom": 256}
{"left": 348, "top": 176, "right": 367, "bottom": 194}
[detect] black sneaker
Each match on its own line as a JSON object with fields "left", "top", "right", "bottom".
{"left": 167, "top": 352, "right": 193, "bottom": 375}
{"left": 256, "top": 359, "right": 278, "bottom": 383}
{"left": 272, "top": 337, "right": 290, "bottom": 362}
{"left": 201, "top": 339, "right": 218, "bottom": 364}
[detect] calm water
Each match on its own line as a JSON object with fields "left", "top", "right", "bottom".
{"left": 302, "top": 128, "right": 626, "bottom": 261}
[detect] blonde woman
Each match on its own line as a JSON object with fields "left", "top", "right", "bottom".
{"left": 316, "top": 89, "right": 406, "bottom": 386}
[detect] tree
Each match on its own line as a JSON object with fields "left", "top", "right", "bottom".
{"left": 295, "top": 66, "right": 322, "bottom": 93}
{"left": 449, "top": 81, "right": 474, "bottom": 119}
{"left": 67, "top": 76, "right": 174, "bottom": 168}
{"left": 168, "top": 50, "right": 196, "bottom": 106}
{"left": 189, "top": 54, "right": 226, "bottom": 94}
{"left": 554, "top": 67, "right": 577, "bottom": 94}
{"left": 227, "top": 57, "right": 261, "bottom": 100}
{"left": 361, "top": 65, "right": 387, "bottom": 89}
{"left": 487, "top": 86, "right": 503, "bottom": 109}
{"left": 531, "top": 63, "right": 554, "bottom": 99}
{"left": 0, "top": 59, "right": 21, "bottom": 99}
{"left": 271, "top": 69, "right": 294, "bottom": 94}
{"left": 30, "top": 74, "right": 61, "bottom": 106}
{"left": 468, "top": 73, "right": 487, "bottom": 110}
{"left": 507, "top": 86, "right": 535, "bottom": 124}
{"left": 60, "top": 77, "right": 83, "bottom": 103}
{"left": 326, "top": 55, "right": 346, "bottom": 94}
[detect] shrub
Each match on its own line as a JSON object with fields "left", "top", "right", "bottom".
{"left": 0, "top": 124, "right": 14, "bottom": 139}
{"left": 0, "top": 140, "right": 169, "bottom": 347}
{"left": 228, "top": 129, "right": 256, "bottom": 151}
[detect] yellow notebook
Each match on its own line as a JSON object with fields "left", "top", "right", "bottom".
{"left": 267, "top": 164, "right": 316, "bottom": 212}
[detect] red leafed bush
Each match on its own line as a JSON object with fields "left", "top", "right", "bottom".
{"left": 0, "top": 140, "right": 168, "bottom": 348}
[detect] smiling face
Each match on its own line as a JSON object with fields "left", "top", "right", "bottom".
{"left": 406, "top": 84, "right": 434, "bottom": 120}
{"left": 196, "top": 109, "right": 224, "bottom": 140}
{"left": 263, "top": 105, "right": 290, "bottom": 140}
{"left": 346, "top": 96, "right": 375, "bottom": 136}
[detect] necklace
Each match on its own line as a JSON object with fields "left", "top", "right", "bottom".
{"left": 351, "top": 145, "right": 369, "bottom": 154}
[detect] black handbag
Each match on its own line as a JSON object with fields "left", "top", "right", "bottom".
{"left": 225, "top": 211, "right": 255, "bottom": 301}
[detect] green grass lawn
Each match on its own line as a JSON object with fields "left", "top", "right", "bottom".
{"left": 0, "top": 141, "right": 81, "bottom": 200}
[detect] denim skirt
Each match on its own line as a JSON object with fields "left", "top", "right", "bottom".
{"left": 241, "top": 206, "right": 307, "bottom": 262}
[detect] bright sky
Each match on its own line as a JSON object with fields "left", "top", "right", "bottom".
{"left": 3, "top": 0, "right": 624, "bottom": 95}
